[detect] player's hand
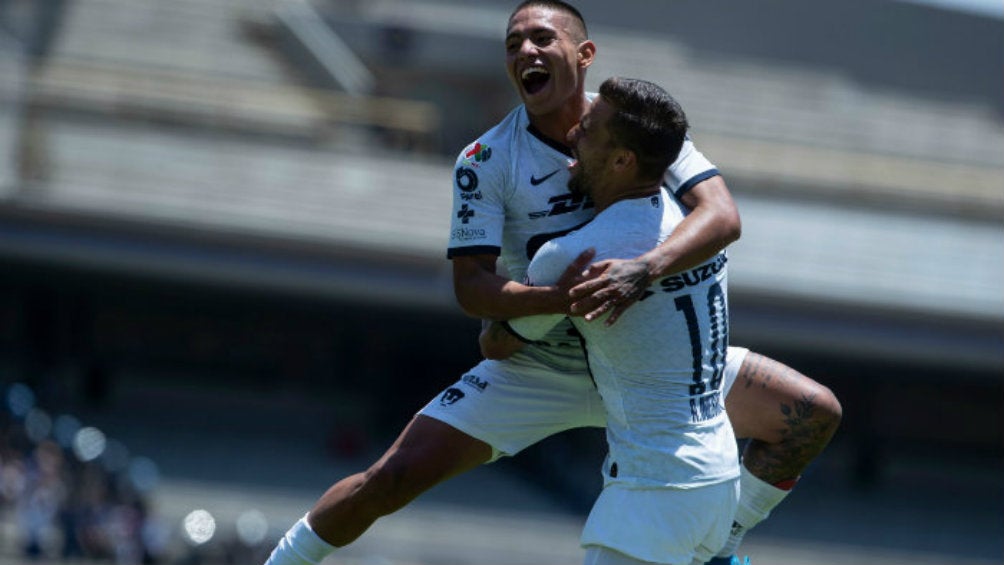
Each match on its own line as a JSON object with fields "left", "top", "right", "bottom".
{"left": 554, "top": 248, "right": 596, "bottom": 312}
{"left": 569, "top": 258, "right": 651, "bottom": 325}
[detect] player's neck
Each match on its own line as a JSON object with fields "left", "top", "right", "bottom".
{"left": 526, "top": 94, "right": 589, "bottom": 150}
{"left": 593, "top": 183, "right": 661, "bottom": 214}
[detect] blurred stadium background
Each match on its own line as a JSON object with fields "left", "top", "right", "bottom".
{"left": 0, "top": 0, "right": 1001, "bottom": 564}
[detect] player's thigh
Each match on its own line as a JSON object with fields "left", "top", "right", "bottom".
{"left": 723, "top": 350, "right": 830, "bottom": 441}
{"left": 417, "top": 358, "right": 604, "bottom": 460}
{"left": 374, "top": 414, "right": 493, "bottom": 493}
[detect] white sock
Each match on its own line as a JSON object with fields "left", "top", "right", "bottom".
{"left": 265, "top": 514, "right": 336, "bottom": 565}
{"left": 715, "top": 465, "right": 793, "bottom": 557}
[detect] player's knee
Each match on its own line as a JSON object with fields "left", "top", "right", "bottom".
{"left": 813, "top": 382, "right": 843, "bottom": 437}
{"left": 791, "top": 373, "right": 842, "bottom": 441}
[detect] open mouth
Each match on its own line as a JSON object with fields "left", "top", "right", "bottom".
{"left": 521, "top": 67, "right": 550, "bottom": 95}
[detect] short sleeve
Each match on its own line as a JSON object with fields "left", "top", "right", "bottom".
{"left": 663, "top": 137, "right": 720, "bottom": 199}
{"left": 447, "top": 140, "right": 508, "bottom": 258}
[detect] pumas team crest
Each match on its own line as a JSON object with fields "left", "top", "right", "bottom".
{"left": 439, "top": 387, "right": 465, "bottom": 406}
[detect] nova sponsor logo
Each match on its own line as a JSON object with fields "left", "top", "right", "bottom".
{"left": 452, "top": 226, "right": 486, "bottom": 241}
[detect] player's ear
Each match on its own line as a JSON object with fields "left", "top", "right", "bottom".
{"left": 577, "top": 40, "right": 596, "bottom": 69}
{"left": 611, "top": 148, "right": 635, "bottom": 172}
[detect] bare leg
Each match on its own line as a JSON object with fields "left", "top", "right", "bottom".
{"left": 725, "top": 352, "right": 842, "bottom": 483}
{"left": 709, "top": 352, "right": 842, "bottom": 560}
{"left": 307, "top": 415, "right": 493, "bottom": 547}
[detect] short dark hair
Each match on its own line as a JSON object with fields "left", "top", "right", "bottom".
{"left": 598, "top": 77, "right": 689, "bottom": 182}
{"left": 509, "top": 1, "right": 588, "bottom": 41}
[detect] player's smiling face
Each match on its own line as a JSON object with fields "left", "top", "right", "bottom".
{"left": 566, "top": 96, "right": 616, "bottom": 198}
{"left": 505, "top": 6, "right": 592, "bottom": 116}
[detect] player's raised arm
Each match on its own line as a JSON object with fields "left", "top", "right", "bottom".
{"left": 570, "top": 174, "right": 740, "bottom": 325}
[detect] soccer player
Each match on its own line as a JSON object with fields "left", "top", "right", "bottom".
{"left": 497, "top": 75, "right": 741, "bottom": 565}
{"left": 265, "top": 3, "right": 840, "bottom": 564}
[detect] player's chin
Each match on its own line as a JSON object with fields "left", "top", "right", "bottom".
{"left": 520, "top": 82, "right": 556, "bottom": 109}
{"left": 567, "top": 170, "right": 586, "bottom": 195}
{"left": 520, "top": 90, "right": 545, "bottom": 109}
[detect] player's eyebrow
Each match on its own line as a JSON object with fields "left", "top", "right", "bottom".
{"left": 506, "top": 25, "right": 557, "bottom": 43}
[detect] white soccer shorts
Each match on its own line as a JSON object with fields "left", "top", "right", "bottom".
{"left": 418, "top": 347, "right": 750, "bottom": 461}
{"left": 580, "top": 478, "right": 740, "bottom": 564}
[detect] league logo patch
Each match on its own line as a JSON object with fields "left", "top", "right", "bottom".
{"left": 462, "top": 142, "right": 492, "bottom": 167}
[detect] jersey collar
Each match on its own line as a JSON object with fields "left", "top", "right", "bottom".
{"left": 526, "top": 123, "right": 575, "bottom": 158}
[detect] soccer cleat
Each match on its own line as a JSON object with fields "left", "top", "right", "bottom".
{"left": 706, "top": 557, "right": 750, "bottom": 565}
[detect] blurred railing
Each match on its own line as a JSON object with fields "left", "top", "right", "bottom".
{"left": 272, "top": 0, "right": 375, "bottom": 94}
{"left": 587, "top": 29, "right": 1004, "bottom": 215}
{"left": 27, "top": 58, "right": 440, "bottom": 145}
{"left": 1, "top": 0, "right": 440, "bottom": 149}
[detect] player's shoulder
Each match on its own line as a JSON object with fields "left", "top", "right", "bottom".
{"left": 452, "top": 107, "right": 528, "bottom": 197}
{"left": 454, "top": 106, "right": 525, "bottom": 164}
{"left": 528, "top": 237, "right": 574, "bottom": 284}
{"left": 534, "top": 223, "right": 592, "bottom": 264}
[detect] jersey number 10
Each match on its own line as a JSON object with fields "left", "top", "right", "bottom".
{"left": 674, "top": 282, "right": 728, "bottom": 397}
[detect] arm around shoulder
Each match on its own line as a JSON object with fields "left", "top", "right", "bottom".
{"left": 641, "top": 175, "right": 741, "bottom": 280}
{"left": 452, "top": 244, "right": 597, "bottom": 320}
{"left": 452, "top": 254, "right": 570, "bottom": 320}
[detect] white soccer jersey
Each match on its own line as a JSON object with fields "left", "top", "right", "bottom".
{"left": 447, "top": 99, "right": 720, "bottom": 373}
{"left": 508, "top": 190, "right": 739, "bottom": 489}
